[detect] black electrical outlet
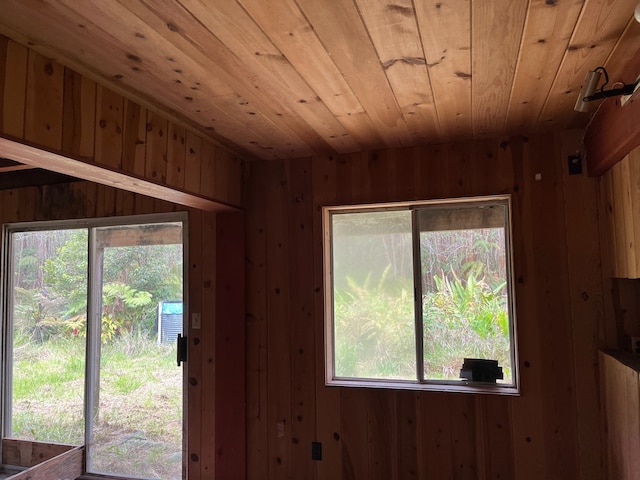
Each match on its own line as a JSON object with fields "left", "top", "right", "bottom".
{"left": 568, "top": 154, "right": 582, "bottom": 175}
{"left": 311, "top": 441, "right": 322, "bottom": 461}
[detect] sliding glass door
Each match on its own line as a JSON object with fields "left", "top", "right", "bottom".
{"left": 3, "top": 214, "right": 187, "bottom": 480}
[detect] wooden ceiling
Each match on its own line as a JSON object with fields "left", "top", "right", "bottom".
{"left": 0, "top": 0, "right": 639, "bottom": 160}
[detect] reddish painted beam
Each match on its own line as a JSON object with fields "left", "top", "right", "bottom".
{"left": 585, "top": 48, "right": 640, "bottom": 176}
{"left": 215, "top": 212, "right": 246, "bottom": 479}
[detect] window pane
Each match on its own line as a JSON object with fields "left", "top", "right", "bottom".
{"left": 8, "top": 229, "right": 87, "bottom": 444}
{"left": 87, "top": 223, "right": 184, "bottom": 479}
{"left": 418, "top": 204, "right": 512, "bottom": 383}
{"left": 331, "top": 210, "right": 415, "bottom": 380}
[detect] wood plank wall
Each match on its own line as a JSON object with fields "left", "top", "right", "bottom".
{"left": 0, "top": 182, "right": 245, "bottom": 480}
{"left": 245, "top": 132, "right": 606, "bottom": 479}
{"left": 0, "top": 35, "right": 243, "bottom": 209}
{"left": 600, "top": 350, "right": 640, "bottom": 480}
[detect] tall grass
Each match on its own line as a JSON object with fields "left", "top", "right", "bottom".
{"left": 10, "top": 334, "right": 182, "bottom": 478}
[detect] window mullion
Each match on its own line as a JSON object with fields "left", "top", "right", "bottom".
{"left": 84, "top": 228, "right": 103, "bottom": 472}
{"left": 411, "top": 210, "right": 424, "bottom": 383}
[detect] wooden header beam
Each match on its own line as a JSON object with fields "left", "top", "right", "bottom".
{"left": 584, "top": 48, "right": 640, "bottom": 176}
{"left": 0, "top": 135, "right": 238, "bottom": 212}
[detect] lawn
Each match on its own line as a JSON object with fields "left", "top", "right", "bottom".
{"left": 11, "top": 333, "right": 182, "bottom": 479}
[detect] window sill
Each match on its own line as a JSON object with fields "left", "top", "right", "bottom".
{"left": 327, "top": 378, "right": 520, "bottom": 396}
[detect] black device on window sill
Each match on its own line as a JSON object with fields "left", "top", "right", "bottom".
{"left": 460, "top": 358, "right": 504, "bottom": 383}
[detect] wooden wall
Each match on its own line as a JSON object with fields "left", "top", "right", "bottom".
{"left": 245, "top": 132, "right": 606, "bottom": 479}
{"left": 600, "top": 350, "right": 640, "bottom": 480}
{"left": 0, "top": 183, "right": 245, "bottom": 480}
{"left": 0, "top": 35, "right": 243, "bottom": 210}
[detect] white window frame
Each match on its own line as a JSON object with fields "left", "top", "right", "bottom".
{"left": 0, "top": 212, "right": 189, "bottom": 478}
{"left": 323, "top": 195, "right": 519, "bottom": 395}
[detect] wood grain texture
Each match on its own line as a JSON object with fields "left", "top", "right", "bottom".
{"left": 600, "top": 350, "right": 640, "bottom": 480}
{"left": 471, "top": 0, "right": 528, "bottom": 138}
{"left": 583, "top": 47, "right": 640, "bottom": 176}
{"left": 602, "top": 151, "right": 640, "bottom": 279}
{"left": 540, "top": 0, "right": 639, "bottom": 129}
{"left": 507, "top": 0, "right": 584, "bottom": 134}
{"left": 0, "top": 36, "right": 245, "bottom": 209}
{"left": 0, "top": 37, "right": 28, "bottom": 138}
{"left": 0, "top": 1, "right": 639, "bottom": 159}
{"left": 215, "top": 212, "right": 246, "bottom": 479}
{"left": 415, "top": 0, "right": 472, "bottom": 139}
{"left": 7, "top": 446, "right": 83, "bottom": 480}
{"left": 355, "top": 0, "right": 440, "bottom": 143}
{"left": 245, "top": 131, "right": 605, "bottom": 479}
{"left": 24, "top": 49, "right": 64, "bottom": 149}
{"left": 0, "top": 182, "right": 245, "bottom": 480}
{"left": 1, "top": 440, "right": 74, "bottom": 468}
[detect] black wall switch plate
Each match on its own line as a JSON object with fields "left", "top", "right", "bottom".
{"left": 311, "top": 441, "right": 322, "bottom": 461}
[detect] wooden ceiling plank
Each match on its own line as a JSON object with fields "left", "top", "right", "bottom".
{"left": 294, "top": 0, "right": 413, "bottom": 148}
{"left": 506, "top": 0, "right": 584, "bottom": 135}
{"left": 415, "top": 0, "right": 472, "bottom": 140}
{"left": 538, "top": 0, "right": 639, "bottom": 129}
{"left": 0, "top": 1, "right": 276, "bottom": 159}
{"left": 177, "top": 0, "right": 361, "bottom": 154}
{"left": 238, "top": 0, "right": 385, "bottom": 149}
{"left": 472, "top": 0, "right": 529, "bottom": 138}
{"left": 238, "top": 0, "right": 364, "bottom": 118}
{"left": 123, "top": 0, "right": 331, "bottom": 156}
{"left": 355, "top": 0, "right": 441, "bottom": 144}
{"left": 601, "top": 17, "right": 640, "bottom": 84}
{"left": 51, "top": 0, "right": 301, "bottom": 158}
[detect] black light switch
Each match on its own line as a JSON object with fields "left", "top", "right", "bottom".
{"left": 311, "top": 441, "right": 322, "bottom": 461}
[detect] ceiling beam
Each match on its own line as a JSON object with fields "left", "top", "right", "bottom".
{"left": 0, "top": 136, "right": 238, "bottom": 212}
{"left": 584, "top": 48, "right": 640, "bottom": 176}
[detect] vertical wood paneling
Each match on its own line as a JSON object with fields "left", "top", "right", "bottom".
{"left": 246, "top": 161, "right": 269, "bottom": 478}
{"left": 265, "top": 161, "right": 293, "bottom": 480}
{"left": 340, "top": 389, "right": 369, "bottom": 479}
{"left": 0, "top": 38, "right": 28, "bottom": 138}
{"left": 187, "top": 208, "right": 203, "bottom": 480}
{"left": 167, "top": 123, "right": 186, "bottom": 190}
{"left": 312, "top": 154, "right": 342, "bottom": 480}
{"left": 603, "top": 147, "right": 640, "bottom": 280}
{"left": 246, "top": 131, "right": 605, "bottom": 480}
{"left": 94, "top": 85, "right": 123, "bottom": 168}
{"left": 421, "top": 394, "right": 453, "bottom": 478}
{"left": 62, "top": 68, "right": 96, "bottom": 159}
{"left": 215, "top": 213, "right": 246, "bottom": 479}
{"left": 286, "top": 158, "right": 317, "bottom": 480}
{"left": 601, "top": 350, "right": 640, "bottom": 480}
{"left": 529, "top": 135, "right": 579, "bottom": 480}
{"left": 122, "top": 99, "right": 147, "bottom": 177}
{"left": 560, "top": 131, "right": 604, "bottom": 480}
{"left": 199, "top": 211, "right": 216, "bottom": 477}
{"left": 184, "top": 132, "right": 203, "bottom": 195}
{"left": 0, "top": 36, "right": 244, "bottom": 210}
{"left": 145, "top": 110, "right": 169, "bottom": 184}
{"left": 25, "top": 50, "right": 64, "bottom": 149}
{"left": 199, "top": 140, "right": 216, "bottom": 199}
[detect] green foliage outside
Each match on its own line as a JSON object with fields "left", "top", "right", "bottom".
{"left": 333, "top": 225, "right": 512, "bottom": 383}
{"left": 334, "top": 266, "right": 415, "bottom": 380}
{"left": 8, "top": 227, "right": 184, "bottom": 479}
{"left": 11, "top": 229, "right": 183, "bottom": 345}
{"left": 11, "top": 334, "right": 181, "bottom": 478}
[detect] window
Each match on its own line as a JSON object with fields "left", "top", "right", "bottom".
{"left": 1, "top": 213, "right": 187, "bottom": 479}
{"left": 323, "top": 196, "right": 518, "bottom": 394}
